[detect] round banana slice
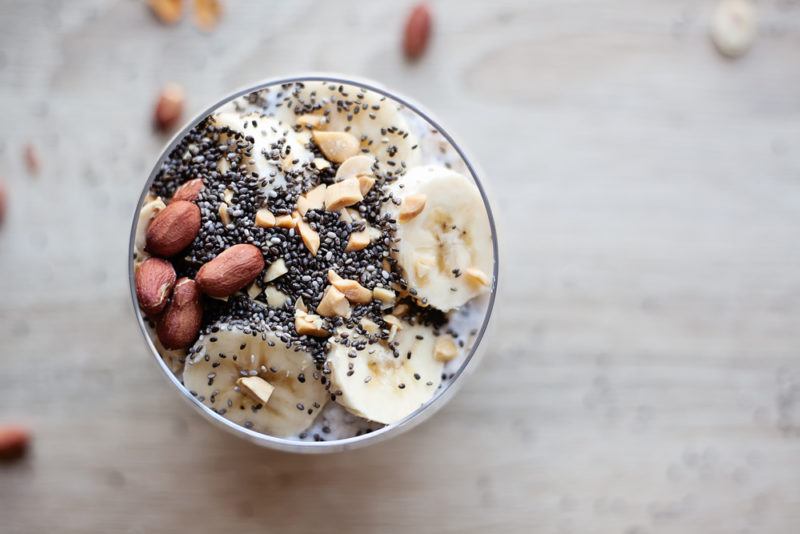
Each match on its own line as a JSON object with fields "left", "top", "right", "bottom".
{"left": 210, "top": 112, "right": 313, "bottom": 193}
{"left": 280, "top": 81, "right": 421, "bottom": 174}
{"left": 183, "top": 325, "right": 328, "bottom": 437}
{"left": 386, "top": 165, "right": 493, "bottom": 311}
{"left": 711, "top": 0, "right": 757, "bottom": 58}
{"left": 326, "top": 323, "right": 443, "bottom": 425}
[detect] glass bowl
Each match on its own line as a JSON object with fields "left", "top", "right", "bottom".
{"left": 128, "top": 74, "right": 499, "bottom": 453}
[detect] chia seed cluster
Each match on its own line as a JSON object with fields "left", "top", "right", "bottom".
{"left": 149, "top": 82, "right": 448, "bottom": 368}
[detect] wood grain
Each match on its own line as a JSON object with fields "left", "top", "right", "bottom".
{"left": 0, "top": 0, "right": 799, "bottom": 532}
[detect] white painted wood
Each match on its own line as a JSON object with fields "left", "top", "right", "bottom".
{"left": 0, "top": 1, "right": 798, "bottom": 532}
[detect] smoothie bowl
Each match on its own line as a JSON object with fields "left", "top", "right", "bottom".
{"left": 129, "top": 76, "right": 498, "bottom": 452}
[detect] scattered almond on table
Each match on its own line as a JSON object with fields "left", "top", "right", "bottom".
{"left": 0, "top": 425, "right": 30, "bottom": 461}
{"left": 403, "top": 2, "right": 432, "bottom": 60}
{"left": 153, "top": 83, "right": 185, "bottom": 133}
{"left": 192, "top": 0, "right": 222, "bottom": 31}
{"left": 148, "top": 0, "right": 183, "bottom": 25}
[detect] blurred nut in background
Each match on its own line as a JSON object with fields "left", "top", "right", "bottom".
{"left": 153, "top": 83, "right": 185, "bottom": 132}
{"left": 0, "top": 425, "right": 31, "bottom": 461}
{"left": 403, "top": 3, "right": 432, "bottom": 60}
{"left": 192, "top": 0, "right": 222, "bottom": 31}
{"left": 149, "top": 0, "right": 183, "bottom": 25}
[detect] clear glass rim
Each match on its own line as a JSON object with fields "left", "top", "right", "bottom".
{"left": 127, "top": 73, "right": 500, "bottom": 453}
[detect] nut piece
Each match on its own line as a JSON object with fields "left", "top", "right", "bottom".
{"left": 414, "top": 253, "right": 436, "bottom": 281}
{"left": 393, "top": 303, "right": 410, "bottom": 317}
{"left": 263, "top": 258, "right": 288, "bottom": 282}
{"left": 325, "top": 178, "right": 363, "bottom": 211}
{"left": 711, "top": 0, "right": 757, "bottom": 58}
{"left": 331, "top": 277, "right": 373, "bottom": 304}
{"left": 192, "top": 0, "right": 222, "bottom": 31}
{"left": 359, "top": 317, "right": 380, "bottom": 335}
{"left": 434, "top": 336, "right": 458, "bottom": 362}
{"left": 148, "top": 0, "right": 182, "bottom": 25}
{"left": 312, "top": 131, "right": 360, "bottom": 163}
{"left": 135, "top": 257, "right": 177, "bottom": 316}
{"left": 153, "top": 83, "right": 185, "bottom": 132}
{"left": 464, "top": 267, "right": 490, "bottom": 288}
{"left": 295, "top": 310, "right": 329, "bottom": 337}
{"left": 171, "top": 178, "right": 204, "bottom": 203}
{"left": 0, "top": 425, "right": 31, "bottom": 461}
{"left": 156, "top": 278, "right": 203, "bottom": 350}
{"left": 145, "top": 200, "right": 201, "bottom": 257}
{"left": 357, "top": 175, "right": 376, "bottom": 196}
{"left": 313, "top": 158, "right": 331, "bottom": 170}
{"left": 265, "top": 285, "right": 289, "bottom": 308}
{"left": 297, "top": 220, "right": 320, "bottom": 256}
{"left": 196, "top": 244, "right": 265, "bottom": 298}
{"left": 316, "top": 286, "right": 351, "bottom": 317}
{"left": 246, "top": 282, "right": 262, "bottom": 299}
{"left": 296, "top": 184, "right": 327, "bottom": 215}
{"left": 398, "top": 194, "right": 427, "bottom": 222}
{"left": 297, "top": 114, "right": 325, "bottom": 129}
{"left": 404, "top": 2, "right": 432, "bottom": 60}
{"left": 255, "top": 208, "right": 276, "bottom": 228}
{"left": 346, "top": 230, "right": 371, "bottom": 252}
{"left": 236, "top": 376, "right": 275, "bottom": 405}
{"left": 383, "top": 314, "right": 402, "bottom": 342}
{"left": 335, "top": 155, "right": 375, "bottom": 180}
{"left": 218, "top": 203, "right": 231, "bottom": 226}
{"left": 373, "top": 286, "right": 396, "bottom": 306}
{"left": 275, "top": 214, "right": 296, "bottom": 229}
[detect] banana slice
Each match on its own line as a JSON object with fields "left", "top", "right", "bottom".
{"left": 326, "top": 323, "right": 443, "bottom": 425}
{"left": 386, "top": 165, "right": 493, "bottom": 311}
{"left": 183, "top": 325, "right": 328, "bottom": 437}
{"left": 210, "top": 113, "right": 313, "bottom": 193}
{"left": 280, "top": 81, "right": 421, "bottom": 174}
{"left": 133, "top": 196, "right": 166, "bottom": 264}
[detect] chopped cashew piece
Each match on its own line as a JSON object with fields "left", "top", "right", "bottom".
{"left": 313, "top": 157, "right": 331, "bottom": 170}
{"left": 325, "top": 178, "right": 363, "bottom": 211}
{"left": 464, "top": 267, "right": 491, "bottom": 288}
{"left": 346, "top": 230, "right": 371, "bottom": 252}
{"left": 223, "top": 188, "right": 234, "bottom": 204}
{"left": 393, "top": 303, "right": 410, "bottom": 317}
{"left": 296, "top": 184, "right": 327, "bottom": 215}
{"left": 218, "top": 203, "right": 232, "bottom": 225}
{"left": 327, "top": 270, "right": 343, "bottom": 284}
{"left": 295, "top": 309, "right": 328, "bottom": 337}
{"left": 295, "top": 297, "right": 308, "bottom": 312}
{"left": 246, "top": 282, "right": 262, "bottom": 299}
{"left": 275, "top": 214, "right": 296, "bottom": 228}
{"left": 335, "top": 154, "right": 375, "bottom": 179}
{"left": 359, "top": 317, "right": 380, "bottom": 335}
{"left": 297, "top": 114, "right": 325, "bottom": 129}
{"left": 236, "top": 376, "right": 275, "bottom": 405}
{"left": 331, "top": 277, "right": 373, "bottom": 304}
{"left": 265, "top": 285, "right": 288, "bottom": 308}
{"left": 434, "top": 336, "right": 459, "bottom": 362}
{"left": 255, "top": 208, "right": 276, "bottom": 228}
{"left": 312, "top": 131, "right": 360, "bottom": 163}
{"left": 398, "top": 194, "right": 427, "bottom": 222}
{"left": 297, "top": 220, "right": 321, "bottom": 256}
{"left": 264, "top": 258, "right": 288, "bottom": 282}
{"left": 373, "top": 286, "right": 396, "bottom": 306}
{"left": 414, "top": 253, "right": 436, "bottom": 281}
{"left": 357, "top": 175, "right": 376, "bottom": 196}
{"left": 316, "top": 286, "right": 351, "bottom": 317}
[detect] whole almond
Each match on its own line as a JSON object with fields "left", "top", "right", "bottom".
{"left": 196, "top": 244, "right": 265, "bottom": 298}
{"left": 148, "top": 0, "right": 183, "bottom": 25}
{"left": 145, "top": 200, "right": 201, "bottom": 257}
{"left": 171, "top": 178, "right": 204, "bottom": 203}
{"left": 156, "top": 278, "right": 203, "bottom": 350}
{"left": 153, "top": 83, "right": 185, "bottom": 132}
{"left": 0, "top": 425, "right": 30, "bottom": 461}
{"left": 403, "top": 3, "right": 432, "bottom": 60}
{"left": 135, "top": 257, "right": 177, "bottom": 316}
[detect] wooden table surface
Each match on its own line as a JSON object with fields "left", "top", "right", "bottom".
{"left": 1, "top": 1, "right": 799, "bottom": 532}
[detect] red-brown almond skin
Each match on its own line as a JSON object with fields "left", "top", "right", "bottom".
{"left": 156, "top": 278, "right": 203, "bottom": 350}
{"left": 403, "top": 3, "right": 432, "bottom": 60}
{"left": 0, "top": 425, "right": 30, "bottom": 461}
{"left": 135, "top": 257, "right": 177, "bottom": 316}
{"left": 196, "top": 244, "right": 265, "bottom": 298}
{"left": 153, "top": 84, "right": 184, "bottom": 132}
{"left": 145, "top": 200, "right": 201, "bottom": 257}
{"left": 170, "top": 178, "right": 205, "bottom": 203}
